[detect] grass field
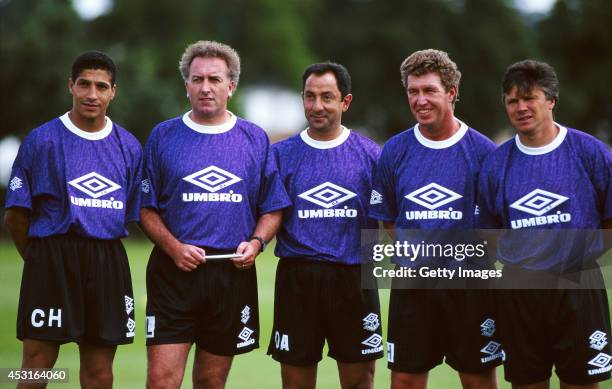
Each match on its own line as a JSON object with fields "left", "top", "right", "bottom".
{"left": 0, "top": 240, "right": 609, "bottom": 388}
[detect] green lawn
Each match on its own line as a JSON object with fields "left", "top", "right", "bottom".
{"left": 0, "top": 240, "right": 609, "bottom": 388}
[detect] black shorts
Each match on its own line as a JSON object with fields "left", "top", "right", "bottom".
{"left": 145, "top": 246, "right": 259, "bottom": 356}
{"left": 387, "top": 288, "right": 503, "bottom": 373}
{"left": 496, "top": 266, "right": 612, "bottom": 385}
{"left": 17, "top": 234, "right": 134, "bottom": 345}
{"left": 267, "top": 258, "right": 383, "bottom": 365}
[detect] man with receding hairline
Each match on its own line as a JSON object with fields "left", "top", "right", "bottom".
{"left": 268, "top": 62, "right": 383, "bottom": 389}
{"left": 140, "top": 40, "right": 290, "bottom": 389}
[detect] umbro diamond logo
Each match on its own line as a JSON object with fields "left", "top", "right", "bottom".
{"left": 69, "top": 172, "right": 121, "bottom": 198}
{"left": 590, "top": 331, "right": 609, "bottom": 351}
{"left": 480, "top": 341, "right": 501, "bottom": 355}
{"left": 370, "top": 190, "right": 383, "bottom": 205}
{"left": 299, "top": 182, "right": 356, "bottom": 209}
{"left": 237, "top": 326, "right": 256, "bottom": 349}
{"left": 124, "top": 296, "right": 134, "bottom": 315}
{"left": 363, "top": 313, "right": 380, "bottom": 332}
{"left": 361, "top": 334, "right": 383, "bottom": 355}
{"left": 405, "top": 183, "right": 462, "bottom": 210}
{"left": 9, "top": 176, "right": 23, "bottom": 191}
{"left": 589, "top": 353, "right": 612, "bottom": 368}
{"left": 510, "top": 189, "right": 568, "bottom": 216}
{"left": 183, "top": 166, "right": 241, "bottom": 192}
{"left": 480, "top": 318, "right": 496, "bottom": 337}
{"left": 241, "top": 306, "right": 250, "bottom": 324}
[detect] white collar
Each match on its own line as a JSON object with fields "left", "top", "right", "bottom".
{"left": 414, "top": 118, "right": 468, "bottom": 149}
{"left": 300, "top": 126, "right": 351, "bottom": 149}
{"left": 182, "top": 110, "right": 237, "bottom": 134}
{"left": 60, "top": 112, "right": 112, "bottom": 140}
{"left": 515, "top": 123, "right": 567, "bottom": 155}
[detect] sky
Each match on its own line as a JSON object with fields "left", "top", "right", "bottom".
{"left": 71, "top": 0, "right": 558, "bottom": 20}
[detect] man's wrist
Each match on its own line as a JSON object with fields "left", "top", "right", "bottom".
{"left": 249, "top": 236, "right": 266, "bottom": 252}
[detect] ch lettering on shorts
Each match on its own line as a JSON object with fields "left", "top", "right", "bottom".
{"left": 404, "top": 182, "right": 463, "bottom": 220}
{"left": 588, "top": 353, "right": 612, "bottom": 376}
{"left": 9, "top": 176, "right": 23, "bottom": 191}
{"left": 387, "top": 341, "right": 394, "bottom": 362}
{"left": 479, "top": 340, "right": 504, "bottom": 363}
{"left": 125, "top": 296, "right": 135, "bottom": 337}
{"left": 31, "top": 308, "right": 62, "bottom": 328}
{"left": 362, "top": 313, "right": 380, "bottom": 332}
{"left": 237, "top": 327, "right": 255, "bottom": 349}
{"left": 297, "top": 181, "right": 358, "bottom": 219}
{"left": 182, "top": 165, "right": 243, "bottom": 203}
{"left": 274, "top": 331, "right": 290, "bottom": 351}
{"left": 145, "top": 316, "right": 155, "bottom": 338}
{"left": 370, "top": 190, "right": 383, "bottom": 205}
{"left": 480, "top": 318, "right": 496, "bottom": 337}
{"left": 68, "top": 172, "right": 124, "bottom": 209}
{"left": 509, "top": 189, "right": 571, "bottom": 229}
{"left": 361, "top": 333, "right": 383, "bottom": 355}
{"left": 241, "top": 305, "right": 251, "bottom": 324}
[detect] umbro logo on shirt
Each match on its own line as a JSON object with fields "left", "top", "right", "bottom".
{"left": 509, "top": 188, "right": 571, "bottom": 229}
{"left": 182, "top": 166, "right": 243, "bottom": 203}
{"left": 68, "top": 172, "right": 123, "bottom": 209}
{"left": 370, "top": 190, "right": 383, "bottom": 205}
{"left": 404, "top": 183, "right": 463, "bottom": 220}
{"left": 297, "top": 182, "right": 358, "bottom": 219}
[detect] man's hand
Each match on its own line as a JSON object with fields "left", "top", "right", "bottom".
{"left": 169, "top": 243, "right": 206, "bottom": 272}
{"left": 232, "top": 240, "right": 260, "bottom": 270}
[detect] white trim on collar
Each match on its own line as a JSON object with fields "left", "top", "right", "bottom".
{"left": 300, "top": 126, "right": 351, "bottom": 149}
{"left": 60, "top": 112, "right": 113, "bottom": 140}
{"left": 414, "top": 118, "right": 468, "bottom": 149}
{"left": 515, "top": 123, "right": 567, "bottom": 155}
{"left": 182, "top": 111, "right": 237, "bottom": 134}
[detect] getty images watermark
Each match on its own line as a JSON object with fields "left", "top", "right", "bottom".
{"left": 360, "top": 229, "right": 612, "bottom": 289}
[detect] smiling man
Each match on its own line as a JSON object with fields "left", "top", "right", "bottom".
{"left": 140, "top": 40, "right": 290, "bottom": 389}
{"left": 370, "top": 49, "right": 501, "bottom": 389}
{"left": 4, "top": 51, "right": 142, "bottom": 388}
{"left": 478, "top": 60, "right": 612, "bottom": 389}
{"left": 267, "top": 62, "right": 383, "bottom": 388}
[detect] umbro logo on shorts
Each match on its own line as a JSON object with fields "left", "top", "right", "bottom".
{"left": 590, "top": 330, "right": 608, "bottom": 351}
{"left": 480, "top": 340, "right": 505, "bottom": 363}
{"left": 241, "top": 305, "right": 250, "bottom": 324}
{"left": 480, "top": 318, "right": 496, "bottom": 337}
{"left": 182, "top": 166, "right": 243, "bottom": 203}
{"left": 362, "top": 313, "right": 380, "bottom": 332}
{"left": 404, "top": 183, "right": 463, "bottom": 220}
{"left": 124, "top": 296, "right": 134, "bottom": 315}
{"left": 361, "top": 334, "right": 383, "bottom": 355}
{"left": 237, "top": 326, "right": 255, "bottom": 349}
{"left": 297, "top": 182, "right": 358, "bottom": 219}
{"left": 509, "top": 188, "right": 571, "bottom": 229}
{"left": 126, "top": 318, "right": 135, "bottom": 338}
{"left": 588, "top": 353, "right": 612, "bottom": 375}
{"left": 68, "top": 172, "right": 124, "bottom": 209}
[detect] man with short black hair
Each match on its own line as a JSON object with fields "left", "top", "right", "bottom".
{"left": 478, "top": 59, "right": 612, "bottom": 388}
{"left": 141, "top": 40, "right": 290, "bottom": 389}
{"left": 268, "top": 62, "right": 383, "bottom": 389}
{"left": 370, "top": 49, "right": 501, "bottom": 389}
{"left": 5, "top": 50, "right": 142, "bottom": 388}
